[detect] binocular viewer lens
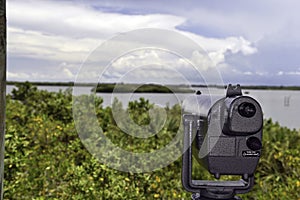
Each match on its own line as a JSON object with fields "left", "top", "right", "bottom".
{"left": 238, "top": 102, "right": 256, "bottom": 118}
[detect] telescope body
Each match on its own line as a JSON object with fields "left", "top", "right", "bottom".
{"left": 182, "top": 88, "right": 263, "bottom": 178}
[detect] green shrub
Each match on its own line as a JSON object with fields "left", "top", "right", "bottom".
{"left": 4, "top": 83, "right": 300, "bottom": 199}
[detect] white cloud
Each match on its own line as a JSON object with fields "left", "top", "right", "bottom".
{"left": 189, "top": 50, "right": 215, "bottom": 70}
{"left": 7, "top": 0, "right": 192, "bottom": 82}
{"left": 8, "top": 27, "right": 97, "bottom": 62}
{"left": 104, "top": 49, "right": 196, "bottom": 83}
{"left": 97, "top": 1, "right": 298, "bottom": 41}
{"left": 59, "top": 62, "right": 75, "bottom": 78}
{"left": 8, "top": 0, "right": 185, "bottom": 38}
{"left": 7, "top": 0, "right": 271, "bottom": 84}
{"left": 285, "top": 71, "right": 300, "bottom": 76}
{"left": 244, "top": 71, "right": 253, "bottom": 75}
{"left": 63, "top": 68, "right": 74, "bottom": 78}
{"left": 178, "top": 31, "right": 257, "bottom": 66}
{"left": 275, "top": 70, "right": 300, "bottom": 76}
{"left": 7, "top": 71, "right": 30, "bottom": 80}
{"left": 256, "top": 71, "right": 269, "bottom": 76}
{"left": 277, "top": 71, "right": 284, "bottom": 76}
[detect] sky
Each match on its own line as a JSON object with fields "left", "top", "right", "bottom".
{"left": 6, "top": 0, "right": 300, "bottom": 85}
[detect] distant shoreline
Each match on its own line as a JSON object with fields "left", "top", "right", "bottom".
{"left": 7, "top": 81, "right": 300, "bottom": 92}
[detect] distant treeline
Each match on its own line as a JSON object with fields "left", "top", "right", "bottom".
{"left": 241, "top": 85, "right": 300, "bottom": 90}
{"left": 7, "top": 81, "right": 194, "bottom": 93}
{"left": 7, "top": 81, "right": 75, "bottom": 87}
{"left": 93, "top": 83, "right": 193, "bottom": 93}
{"left": 192, "top": 84, "right": 300, "bottom": 90}
{"left": 7, "top": 81, "right": 300, "bottom": 92}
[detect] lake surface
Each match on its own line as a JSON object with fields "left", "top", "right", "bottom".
{"left": 6, "top": 85, "right": 300, "bottom": 130}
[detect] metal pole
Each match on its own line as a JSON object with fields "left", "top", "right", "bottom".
{"left": 0, "top": 0, "right": 6, "bottom": 198}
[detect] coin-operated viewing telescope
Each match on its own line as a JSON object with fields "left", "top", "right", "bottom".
{"left": 182, "top": 84, "right": 263, "bottom": 200}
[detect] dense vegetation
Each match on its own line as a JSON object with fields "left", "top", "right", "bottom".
{"left": 4, "top": 83, "right": 300, "bottom": 199}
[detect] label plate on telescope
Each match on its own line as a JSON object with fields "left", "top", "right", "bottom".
{"left": 242, "top": 150, "right": 260, "bottom": 157}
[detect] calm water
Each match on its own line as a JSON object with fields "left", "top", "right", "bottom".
{"left": 6, "top": 85, "right": 300, "bottom": 130}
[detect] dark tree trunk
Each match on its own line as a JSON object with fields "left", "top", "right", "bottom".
{"left": 0, "top": 0, "right": 6, "bottom": 198}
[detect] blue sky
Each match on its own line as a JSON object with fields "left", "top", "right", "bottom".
{"left": 7, "top": 0, "right": 300, "bottom": 85}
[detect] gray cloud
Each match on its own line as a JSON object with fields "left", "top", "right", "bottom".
{"left": 7, "top": 0, "right": 300, "bottom": 85}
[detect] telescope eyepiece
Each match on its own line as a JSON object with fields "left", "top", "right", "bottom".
{"left": 238, "top": 102, "right": 256, "bottom": 118}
